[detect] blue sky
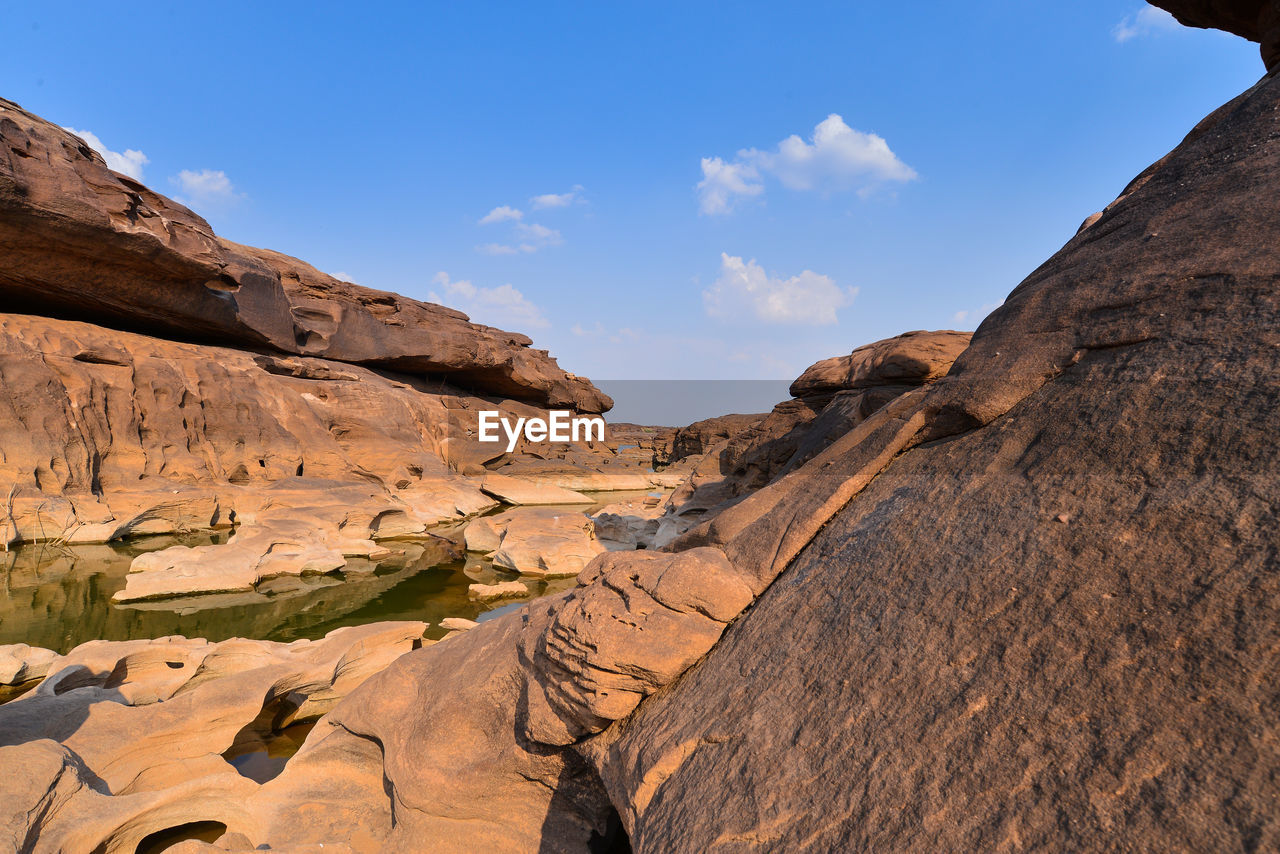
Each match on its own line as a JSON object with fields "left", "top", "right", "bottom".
{"left": 2, "top": 1, "right": 1263, "bottom": 383}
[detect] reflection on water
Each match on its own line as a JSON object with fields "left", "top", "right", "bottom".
{"left": 0, "top": 531, "right": 537, "bottom": 654}
{"left": 0, "top": 493, "right": 652, "bottom": 654}
{"left": 224, "top": 720, "right": 317, "bottom": 784}
{"left": 0, "top": 532, "right": 503, "bottom": 653}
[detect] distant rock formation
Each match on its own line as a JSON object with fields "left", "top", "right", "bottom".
{"left": 657, "top": 329, "right": 971, "bottom": 538}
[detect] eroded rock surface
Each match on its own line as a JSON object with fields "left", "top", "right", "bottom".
{"left": 6, "top": 8, "right": 1280, "bottom": 851}
{"left": 0, "top": 623, "right": 428, "bottom": 852}
{"left": 467, "top": 507, "right": 607, "bottom": 578}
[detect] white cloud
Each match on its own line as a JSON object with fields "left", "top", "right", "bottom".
{"left": 330, "top": 271, "right": 357, "bottom": 283}
{"left": 703, "top": 253, "right": 856, "bottom": 325}
{"left": 515, "top": 222, "right": 563, "bottom": 246}
{"left": 530, "top": 185, "right": 584, "bottom": 209}
{"left": 697, "top": 114, "right": 915, "bottom": 215}
{"left": 64, "top": 128, "right": 148, "bottom": 181}
{"left": 1113, "top": 7, "right": 1180, "bottom": 42}
{"left": 474, "top": 206, "right": 565, "bottom": 254}
{"left": 697, "top": 157, "right": 764, "bottom": 215}
{"left": 428, "top": 271, "right": 548, "bottom": 330}
{"left": 479, "top": 205, "right": 524, "bottom": 224}
{"left": 171, "top": 169, "right": 239, "bottom": 208}
{"left": 571, "top": 321, "right": 607, "bottom": 337}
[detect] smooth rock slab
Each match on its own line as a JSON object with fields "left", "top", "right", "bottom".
{"left": 468, "top": 581, "right": 529, "bottom": 602}
{"left": 479, "top": 473, "right": 594, "bottom": 505}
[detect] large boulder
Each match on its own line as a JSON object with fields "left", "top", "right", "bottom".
{"left": 584, "top": 59, "right": 1280, "bottom": 852}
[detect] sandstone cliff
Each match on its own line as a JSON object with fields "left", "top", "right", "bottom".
{"left": 0, "top": 98, "right": 609, "bottom": 412}
{"left": 0, "top": 101, "right": 647, "bottom": 597}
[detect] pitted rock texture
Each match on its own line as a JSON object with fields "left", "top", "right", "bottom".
{"left": 520, "top": 548, "right": 754, "bottom": 746}
{"left": 0, "top": 623, "right": 428, "bottom": 853}
{"left": 578, "top": 63, "right": 1280, "bottom": 851}
{"left": 0, "top": 97, "right": 609, "bottom": 412}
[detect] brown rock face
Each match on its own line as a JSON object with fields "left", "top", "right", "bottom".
{"left": 584, "top": 65, "right": 1280, "bottom": 851}
{"left": 651, "top": 413, "right": 766, "bottom": 468}
{"left": 117, "top": 47, "right": 1275, "bottom": 853}
{"left": 1150, "top": 0, "right": 1280, "bottom": 70}
{"left": 788, "top": 328, "right": 971, "bottom": 399}
{"left": 0, "top": 97, "right": 609, "bottom": 412}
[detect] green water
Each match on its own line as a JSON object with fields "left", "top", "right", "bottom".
{"left": 0, "top": 493, "right": 654, "bottom": 655}
{"left": 0, "top": 534, "right": 550, "bottom": 653}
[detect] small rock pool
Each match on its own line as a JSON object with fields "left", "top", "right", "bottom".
{"left": 0, "top": 493, "right": 653, "bottom": 655}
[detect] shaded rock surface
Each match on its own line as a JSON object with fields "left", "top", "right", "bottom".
{"left": 788, "top": 328, "right": 971, "bottom": 399}
{"left": 651, "top": 413, "right": 765, "bottom": 468}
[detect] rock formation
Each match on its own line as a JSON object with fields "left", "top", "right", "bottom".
{"left": 0, "top": 99, "right": 684, "bottom": 603}
{"left": 653, "top": 329, "right": 971, "bottom": 542}
{"left": 466, "top": 507, "right": 607, "bottom": 578}
{"left": 0, "top": 623, "right": 429, "bottom": 852}
{"left": 5, "top": 4, "right": 1280, "bottom": 851}
{"left": 0, "top": 98, "right": 608, "bottom": 412}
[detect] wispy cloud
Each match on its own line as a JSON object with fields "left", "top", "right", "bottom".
{"left": 515, "top": 222, "right": 562, "bottom": 246}
{"left": 530, "top": 185, "right": 584, "bottom": 209}
{"left": 479, "top": 205, "right": 524, "bottom": 224}
{"left": 698, "top": 114, "right": 916, "bottom": 215}
{"left": 64, "top": 128, "right": 148, "bottom": 181}
{"left": 476, "top": 243, "right": 522, "bottom": 256}
{"left": 1113, "top": 7, "right": 1180, "bottom": 42}
{"left": 170, "top": 169, "right": 240, "bottom": 209}
{"left": 703, "top": 253, "right": 856, "bottom": 325}
{"left": 476, "top": 221, "right": 564, "bottom": 255}
{"left": 330, "top": 271, "right": 357, "bottom": 283}
{"left": 428, "top": 271, "right": 548, "bottom": 330}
